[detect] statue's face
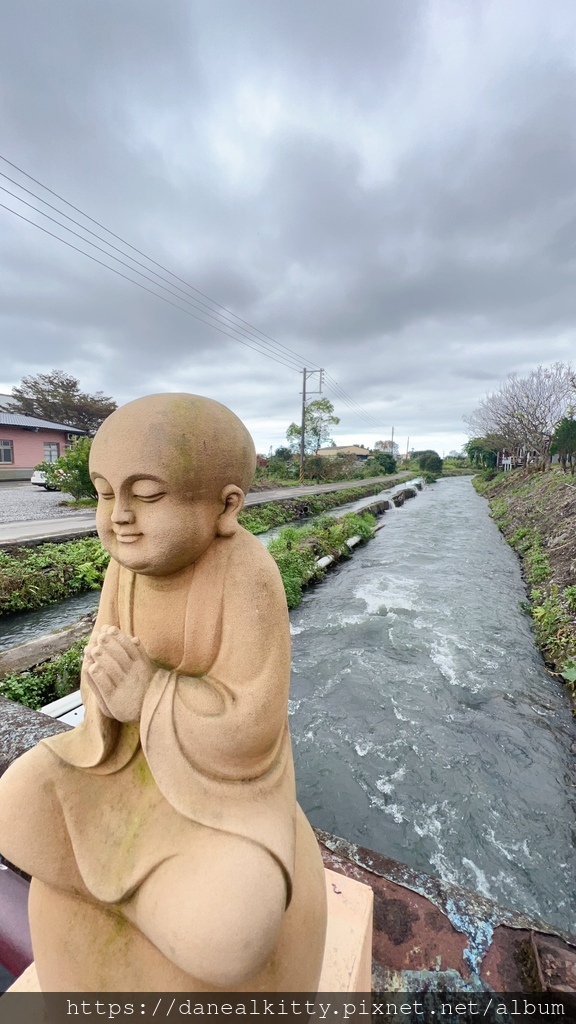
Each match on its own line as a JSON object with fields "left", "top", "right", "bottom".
{"left": 91, "top": 469, "right": 222, "bottom": 576}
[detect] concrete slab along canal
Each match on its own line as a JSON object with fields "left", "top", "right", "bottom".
{"left": 289, "top": 475, "right": 576, "bottom": 934}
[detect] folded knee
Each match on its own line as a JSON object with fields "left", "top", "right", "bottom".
{"left": 127, "top": 843, "right": 287, "bottom": 987}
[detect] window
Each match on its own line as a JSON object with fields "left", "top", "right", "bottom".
{"left": 44, "top": 442, "right": 60, "bottom": 463}
{"left": 0, "top": 440, "right": 14, "bottom": 463}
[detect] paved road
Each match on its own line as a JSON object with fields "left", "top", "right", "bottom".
{"left": 0, "top": 474, "right": 411, "bottom": 546}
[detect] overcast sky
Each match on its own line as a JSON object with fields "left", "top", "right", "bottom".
{"left": 1, "top": 1, "right": 576, "bottom": 456}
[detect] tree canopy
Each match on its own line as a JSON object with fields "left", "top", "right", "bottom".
{"left": 551, "top": 416, "right": 576, "bottom": 475}
{"left": 464, "top": 363, "right": 575, "bottom": 468}
{"left": 374, "top": 439, "right": 400, "bottom": 458}
{"left": 371, "top": 451, "right": 396, "bottom": 474}
{"left": 464, "top": 438, "right": 498, "bottom": 468}
{"left": 418, "top": 451, "right": 443, "bottom": 474}
{"left": 12, "top": 370, "right": 117, "bottom": 435}
{"left": 286, "top": 398, "right": 340, "bottom": 455}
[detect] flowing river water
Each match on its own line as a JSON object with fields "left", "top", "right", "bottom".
{"left": 289, "top": 476, "right": 576, "bottom": 933}
{"left": 1, "top": 476, "right": 574, "bottom": 932}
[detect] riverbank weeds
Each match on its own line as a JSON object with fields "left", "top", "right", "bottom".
{"left": 0, "top": 637, "right": 88, "bottom": 710}
{"left": 269, "top": 510, "right": 376, "bottom": 608}
{"left": 238, "top": 480, "right": 395, "bottom": 533}
{"left": 473, "top": 469, "right": 576, "bottom": 697}
{"left": 0, "top": 482, "right": 390, "bottom": 617}
{"left": 0, "top": 510, "right": 377, "bottom": 707}
{"left": 0, "top": 537, "right": 109, "bottom": 615}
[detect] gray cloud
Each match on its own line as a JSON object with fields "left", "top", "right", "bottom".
{"left": 1, "top": 0, "right": 576, "bottom": 453}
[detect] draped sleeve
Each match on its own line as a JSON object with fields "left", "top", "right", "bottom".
{"left": 139, "top": 531, "right": 296, "bottom": 898}
{"left": 42, "top": 557, "right": 141, "bottom": 773}
{"left": 41, "top": 530, "right": 297, "bottom": 897}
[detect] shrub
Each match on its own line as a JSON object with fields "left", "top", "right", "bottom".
{"left": 419, "top": 452, "right": 444, "bottom": 474}
{"left": 0, "top": 638, "right": 88, "bottom": 710}
{"left": 268, "top": 511, "right": 376, "bottom": 608}
{"left": 37, "top": 436, "right": 96, "bottom": 500}
{"left": 0, "top": 538, "right": 109, "bottom": 614}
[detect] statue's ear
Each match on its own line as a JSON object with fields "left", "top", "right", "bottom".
{"left": 217, "top": 485, "right": 245, "bottom": 537}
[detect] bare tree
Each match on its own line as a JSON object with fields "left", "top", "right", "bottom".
{"left": 464, "top": 363, "right": 574, "bottom": 469}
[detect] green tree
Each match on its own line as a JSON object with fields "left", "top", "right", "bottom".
{"left": 371, "top": 451, "right": 396, "bottom": 474}
{"left": 286, "top": 398, "right": 340, "bottom": 455}
{"left": 267, "top": 446, "right": 298, "bottom": 479}
{"left": 273, "top": 446, "right": 293, "bottom": 462}
{"left": 303, "top": 455, "right": 331, "bottom": 483}
{"left": 464, "top": 438, "right": 498, "bottom": 468}
{"left": 551, "top": 417, "right": 576, "bottom": 474}
{"left": 37, "top": 436, "right": 96, "bottom": 500}
{"left": 419, "top": 451, "right": 443, "bottom": 474}
{"left": 12, "top": 370, "right": 116, "bottom": 435}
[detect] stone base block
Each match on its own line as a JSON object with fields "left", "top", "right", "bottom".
{"left": 8, "top": 869, "right": 374, "bottom": 993}
{"left": 6, "top": 961, "right": 39, "bottom": 990}
{"left": 319, "top": 868, "right": 373, "bottom": 992}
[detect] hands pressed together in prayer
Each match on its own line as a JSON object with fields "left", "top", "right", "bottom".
{"left": 85, "top": 625, "right": 157, "bottom": 722}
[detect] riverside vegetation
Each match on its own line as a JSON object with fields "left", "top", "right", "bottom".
{"left": 0, "top": 509, "right": 376, "bottom": 710}
{"left": 473, "top": 469, "right": 576, "bottom": 698}
{"left": 0, "top": 482, "right": 390, "bottom": 616}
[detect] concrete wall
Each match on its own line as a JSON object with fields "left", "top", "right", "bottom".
{"left": 0, "top": 428, "right": 70, "bottom": 481}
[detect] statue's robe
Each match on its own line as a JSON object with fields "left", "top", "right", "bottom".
{"left": 0, "top": 531, "right": 296, "bottom": 908}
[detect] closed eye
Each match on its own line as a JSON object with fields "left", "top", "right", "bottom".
{"left": 133, "top": 493, "right": 166, "bottom": 502}
{"left": 97, "top": 493, "right": 114, "bottom": 500}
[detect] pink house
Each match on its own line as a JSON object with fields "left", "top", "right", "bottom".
{"left": 0, "top": 411, "right": 85, "bottom": 481}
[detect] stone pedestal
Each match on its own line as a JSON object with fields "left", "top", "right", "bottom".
{"left": 319, "top": 869, "right": 373, "bottom": 992}
{"left": 8, "top": 869, "right": 374, "bottom": 994}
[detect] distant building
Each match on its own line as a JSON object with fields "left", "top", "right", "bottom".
{"left": 314, "top": 445, "right": 371, "bottom": 462}
{"left": 497, "top": 446, "right": 551, "bottom": 470}
{"left": 0, "top": 411, "right": 85, "bottom": 481}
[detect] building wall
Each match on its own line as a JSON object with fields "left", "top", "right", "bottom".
{"left": 0, "top": 428, "right": 70, "bottom": 480}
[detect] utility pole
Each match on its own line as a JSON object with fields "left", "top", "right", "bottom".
{"left": 299, "top": 368, "right": 324, "bottom": 483}
{"left": 406, "top": 436, "right": 410, "bottom": 464}
{"left": 390, "top": 426, "right": 394, "bottom": 456}
{"left": 299, "top": 368, "right": 307, "bottom": 485}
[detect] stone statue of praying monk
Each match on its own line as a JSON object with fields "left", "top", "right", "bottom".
{"left": 0, "top": 394, "right": 327, "bottom": 991}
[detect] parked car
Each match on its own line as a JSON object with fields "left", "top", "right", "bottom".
{"left": 30, "top": 469, "right": 60, "bottom": 491}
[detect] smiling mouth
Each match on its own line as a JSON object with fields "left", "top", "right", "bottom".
{"left": 114, "top": 533, "right": 143, "bottom": 543}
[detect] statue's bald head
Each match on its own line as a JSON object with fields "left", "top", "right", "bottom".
{"left": 90, "top": 393, "right": 256, "bottom": 499}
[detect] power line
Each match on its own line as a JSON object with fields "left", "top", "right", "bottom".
{"left": 0, "top": 153, "right": 386, "bottom": 428}
{"left": 0, "top": 169, "right": 306, "bottom": 370}
{"left": 0, "top": 198, "right": 303, "bottom": 375}
{"left": 0, "top": 153, "right": 321, "bottom": 374}
{"left": 0, "top": 189, "right": 305, "bottom": 375}
{"left": 324, "top": 372, "right": 381, "bottom": 422}
{"left": 323, "top": 374, "right": 384, "bottom": 429}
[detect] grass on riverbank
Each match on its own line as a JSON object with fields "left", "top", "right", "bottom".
{"left": 0, "top": 510, "right": 378, "bottom": 708}
{"left": 270, "top": 511, "right": 376, "bottom": 608}
{"left": 0, "top": 481, "right": 391, "bottom": 616}
{"left": 0, "top": 637, "right": 88, "bottom": 710}
{"left": 0, "top": 537, "right": 109, "bottom": 615}
{"left": 473, "top": 469, "right": 576, "bottom": 696}
{"left": 238, "top": 480, "right": 399, "bottom": 533}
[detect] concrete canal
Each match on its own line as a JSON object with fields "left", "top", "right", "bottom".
{"left": 288, "top": 476, "right": 576, "bottom": 934}
{"left": 1, "top": 475, "right": 574, "bottom": 935}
